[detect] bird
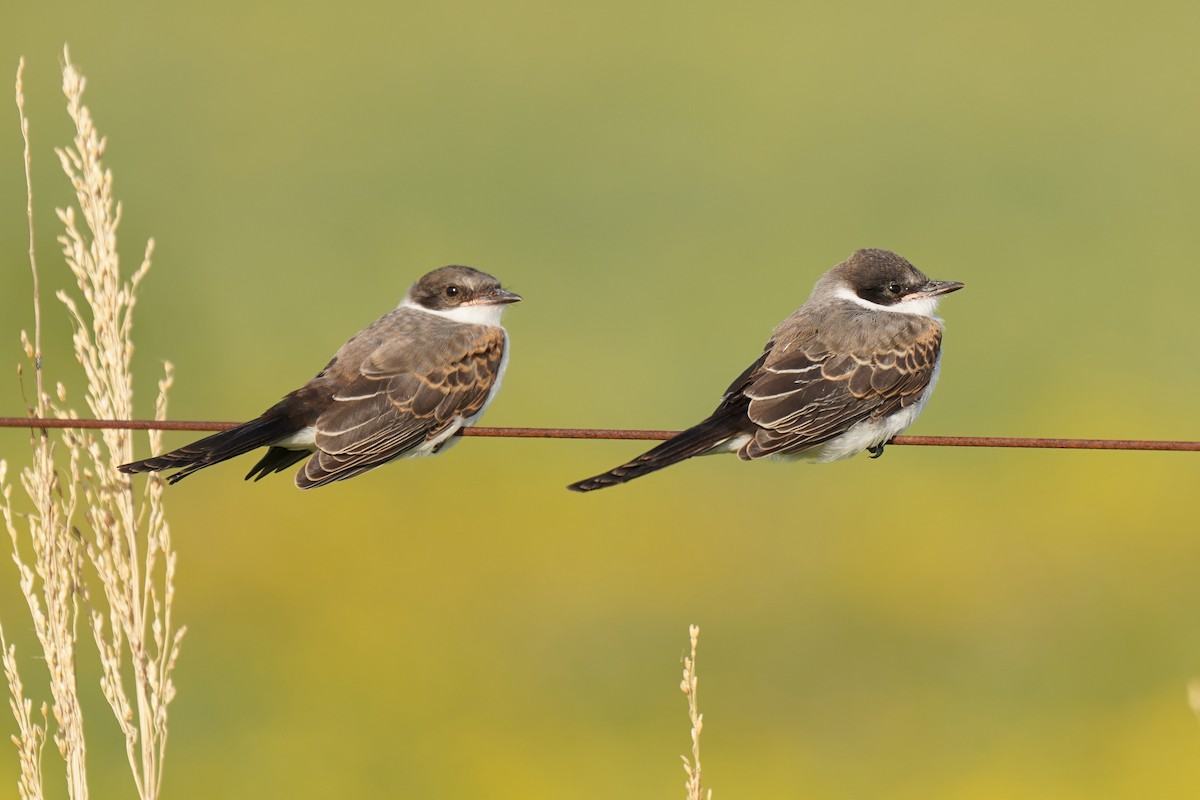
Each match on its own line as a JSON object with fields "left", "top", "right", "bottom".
{"left": 567, "top": 248, "right": 963, "bottom": 492}
{"left": 120, "top": 265, "right": 521, "bottom": 489}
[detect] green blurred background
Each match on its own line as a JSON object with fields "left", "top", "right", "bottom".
{"left": 3, "top": 1, "right": 1200, "bottom": 797}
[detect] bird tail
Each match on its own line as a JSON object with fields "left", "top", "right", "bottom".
{"left": 567, "top": 413, "right": 746, "bottom": 492}
{"left": 118, "top": 413, "right": 299, "bottom": 485}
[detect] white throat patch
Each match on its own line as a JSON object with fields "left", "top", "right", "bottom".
{"left": 399, "top": 297, "right": 507, "bottom": 327}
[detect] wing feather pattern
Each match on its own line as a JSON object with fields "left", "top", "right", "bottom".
{"left": 298, "top": 322, "right": 506, "bottom": 489}
{"left": 741, "top": 319, "right": 942, "bottom": 459}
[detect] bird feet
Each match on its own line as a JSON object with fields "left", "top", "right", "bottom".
{"left": 867, "top": 443, "right": 885, "bottom": 459}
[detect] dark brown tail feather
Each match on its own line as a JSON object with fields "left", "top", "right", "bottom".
{"left": 245, "top": 446, "right": 311, "bottom": 482}
{"left": 119, "top": 414, "right": 300, "bottom": 484}
{"left": 566, "top": 414, "right": 745, "bottom": 492}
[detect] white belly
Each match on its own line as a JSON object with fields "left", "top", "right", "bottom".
{"left": 801, "top": 356, "right": 941, "bottom": 462}
{"left": 801, "top": 401, "right": 925, "bottom": 462}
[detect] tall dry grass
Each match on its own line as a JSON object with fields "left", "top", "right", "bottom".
{"left": 680, "top": 624, "right": 712, "bottom": 800}
{"left": 0, "top": 48, "right": 183, "bottom": 800}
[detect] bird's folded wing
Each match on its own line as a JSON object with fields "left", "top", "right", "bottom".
{"left": 741, "top": 324, "right": 942, "bottom": 458}
{"left": 300, "top": 326, "right": 506, "bottom": 487}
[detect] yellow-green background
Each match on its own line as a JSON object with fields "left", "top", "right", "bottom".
{"left": 3, "top": 2, "right": 1200, "bottom": 797}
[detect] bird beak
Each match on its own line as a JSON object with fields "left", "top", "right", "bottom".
{"left": 480, "top": 287, "right": 522, "bottom": 305}
{"left": 910, "top": 279, "right": 964, "bottom": 299}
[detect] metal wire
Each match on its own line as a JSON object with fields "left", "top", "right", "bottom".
{"left": 0, "top": 417, "right": 1197, "bottom": 451}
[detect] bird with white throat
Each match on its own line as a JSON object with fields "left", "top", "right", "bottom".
{"left": 120, "top": 265, "right": 521, "bottom": 489}
{"left": 567, "top": 248, "right": 963, "bottom": 492}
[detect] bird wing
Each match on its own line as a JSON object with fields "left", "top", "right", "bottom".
{"left": 297, "top": 324, "right": 506, "bottom": 488}
{"left": 740, "top": 321, "right": 942, "bottom": 458}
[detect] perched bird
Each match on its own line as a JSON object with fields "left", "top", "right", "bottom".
{"left": 568, "top": 248, "right": 963, "bottom": 492}
{"left": 120, "top": 266, "right": 521, "bottom": 489}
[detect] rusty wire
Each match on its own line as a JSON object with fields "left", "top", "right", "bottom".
{"left": 0, "top": 417, "right": 1196, "bottom": 451}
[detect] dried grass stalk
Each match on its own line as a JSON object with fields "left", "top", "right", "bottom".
{"left": 1, "top": 47, "right": 183, "bottom": 800}
{"left": 680, "top": 624, "right": 712, "bottom": 800}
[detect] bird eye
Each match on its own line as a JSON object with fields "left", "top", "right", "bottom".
{"left": 445, "top": 285, "right": 459, "bottom": 297}
{"left": 887, "top": 283, "right": 903, "bottom": 294}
